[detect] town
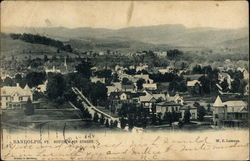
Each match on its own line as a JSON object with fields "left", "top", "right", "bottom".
{"left": 1, "top": 33, "right": 249, "bottom": 132}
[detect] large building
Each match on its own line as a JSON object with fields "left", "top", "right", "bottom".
{"left": 1, "top": 83, "right": 33, "bottom": 109}
{"left": 213, "top": 95, "right": 248, "bottom": 127}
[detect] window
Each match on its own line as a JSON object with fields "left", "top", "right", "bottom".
{"left": 19, "top": 97, "right": 23, "bottom": 101}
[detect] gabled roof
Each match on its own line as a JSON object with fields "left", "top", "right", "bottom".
{"left": 122, "top": 84, "right": 134, "bottom": 89}
{"left": 152, "top": 94, "right": 166, "bottom": 100}
{"left": 213, "top": 95, "right": 224, "bottom": 107}
{"left": 143, "top": 83, "right": 157, "bottom": 89}
{"left": 1, "top": 85, "right": 32, "bottom": 96}
{"left": 139, "top": 94, "right": 155, "bottom": 102}
{"left": 223, "top": 101, "right": 247, "bottom": 107}
{"left": 156, "top": 101, "right": 181, "bottom": 106}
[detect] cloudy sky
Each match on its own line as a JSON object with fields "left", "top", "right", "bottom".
{"left": 1, "top": 1, "right": 249, "bottom": 30}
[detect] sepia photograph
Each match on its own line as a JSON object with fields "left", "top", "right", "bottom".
{"left": 0, "top": 1, "right": 249, "bottom": 160}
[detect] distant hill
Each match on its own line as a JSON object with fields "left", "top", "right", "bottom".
{"left": 217, "top": 37, "right": 249, "bottom": 49}
{"left": 3, "top": 24, "right": 249, "bottom": 48}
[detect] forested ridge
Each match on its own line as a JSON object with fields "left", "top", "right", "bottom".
{"left": 10, "top": 33, "right": 73, "bottom": 52}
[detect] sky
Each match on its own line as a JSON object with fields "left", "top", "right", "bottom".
{"left": 1, "top": 1, "right": 249, "bottom": 30}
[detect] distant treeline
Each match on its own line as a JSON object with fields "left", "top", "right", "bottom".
{"left": 10, "top": 33, "right": 73, "bottom": 52}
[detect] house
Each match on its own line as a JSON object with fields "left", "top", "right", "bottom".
{"left": 237, "top": 67, "right": 249, "bottom": 80}
{"left": 218, "top": 72, "right": 233, "bottom": 89}
{"left": 212, "top": 95, "right": 248, "bottom": 127}
{"left": 187, "top": 80, "right": 201, "bottom": 94}
{"left": 158, "top": 67, "right": 174, "bottom": 74}
{"left": 0, "top": 83, "right": 33, "bottom": 109}
{"left": 90, "top": 76, "right": 106, "bottom": 84}
{"left": 134, "top": 74, "right": 153, "bottom": 84}
{"left": 45, "top": 66, "right": 61, "bottom": 74}
{"left": 166, "top": 93, "right": 184, "bottom": 105}
{"left": 180, "top": 106, "right": 198, "bottom": 120}
{"left": 154, "top": 51, "right": 167, "bottom": 57}
{"left": 156, "top": 101, "right": 182, "bottom": 118}
{"left": 139, "top": 94, "right": 156, "bottom": 111}
{"left": 223, "top": 100, "right": 248, "bottom": 127}
{"left": 136, "top": 64, "right": 149, "bottom": 72}
{"left": 152, "top": 94, "right": 166, "bottom": 102}
{"left": 143, "top": 83, "right": 157, "bottom": 91}
{"left": 106, "top": 82, "right": 123, "bottom": 96}
{"left": 37, "top": 80, "right": 48, "bottom": 93}
{"left": 122, "top": 84, "right": 135, "bottom": 92}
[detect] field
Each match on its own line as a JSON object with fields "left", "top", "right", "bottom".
{"left": 1, "top": 107, "right": 118, "bottom": 133}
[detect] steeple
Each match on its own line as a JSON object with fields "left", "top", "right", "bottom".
{"left": 64, "top": 56, "right": 68, "bottom": 71}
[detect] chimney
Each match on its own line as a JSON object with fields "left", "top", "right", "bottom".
{"left": 16, "top": 83, "right": 20, "bottom": 87}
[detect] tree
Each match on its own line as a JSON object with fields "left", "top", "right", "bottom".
{"left": 136, "top": 79, "right": 145, "bottom": 90}
{"left": 90, "top": 82, "right": 107, "bottom": 105}
{"left": 105, "top": 119, "right": 110, "bottom": 127}
{"left": 112, "top": 73, "right": 119, "bottom": 82}
{"left": 93, "top": 112, "right": 99, "bottom": 122}
{"left": 164, "top": 112, "right": 173, "bottom": 126}
{"left": 151, "top": 113, "right": 157, "bottom": 125}
{"left": 184, "top": 109, "right": 191, "bottom": 123}
{"left": 25, "top": 72, "right": 46, "bottom": 88}
{"left": 75, "top": 60, "right": 92, "bottom": 79}
{"left": 221, "top": 78, "right": 229, "bottom": 92}
{"left": 197, "top": 106, "right": 206, "bottom": 121}
{"left": 3, "top": 77, "right": 14, "bottom": 86}
{"left": 192, "top": 65, "right": 202, "bottom": 74}
{"left": 44, "top": 55, "right": 49, "bottom": 62}
{"left": 46, "top": 73, "right": 66, "bottom": 100}
{"left": 100, "top": 114, "right": 105, "bottom": 125}
{"left": 128, "top": 115, "right": 134, "bottom": 130}
{"left": 199, "top": 76, "right": 211, "bottom": 94}
{"left": 207, "top": 104, "right": 211, "bottom": 113}
{"left": 109, "top": 120, "right": 114, "bottom": 128}
{"left": 113, "top": 120, "right": 118, "bottom": 128}
{"left": 120, "top": 117, "right": 127, "bottom": 129}
{"left": 122, "top": 77, "right": 132, "bottom": 85}
{"left": 172, "top": 111, "right": 179, "bottom": 122}
{"left": 82, "top": 108, "right": 92, "bottom": 119}
{"left": 167, "top": 49, "right": 183, "bottom": 60}
{"left": 157, "top": 113, "right": 163, "bottom": 125}
{"left": 24, "top": 98, "right": 34, "bottom": 115}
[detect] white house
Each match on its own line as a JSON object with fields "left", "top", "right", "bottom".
{"left": 166, "top": 93, "right": 184, "bottom": 105}
{"left": 1, "top": 83, "right": 33, "bottom": 109}
{"left": 134, "top": 74, "right": 154, "bottom": 84}
{"left": 136, "top": 64, "right": 149, "bottom": 72}
{"left": 180, "top": 106, "right": 198, "bottom": 120}
{"left": 90, "top": 77, "right": 106, "bottom": 84}
{"left": 158, "top": 67, "right": 174, "bottom": 74}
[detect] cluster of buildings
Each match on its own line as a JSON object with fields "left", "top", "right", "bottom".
{"left": 0, "top": 59, "right": 248, "bottom": 128}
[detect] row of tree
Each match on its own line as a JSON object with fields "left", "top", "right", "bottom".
{"left": 10, "top": 33, "right": 73, "bottom": 52}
